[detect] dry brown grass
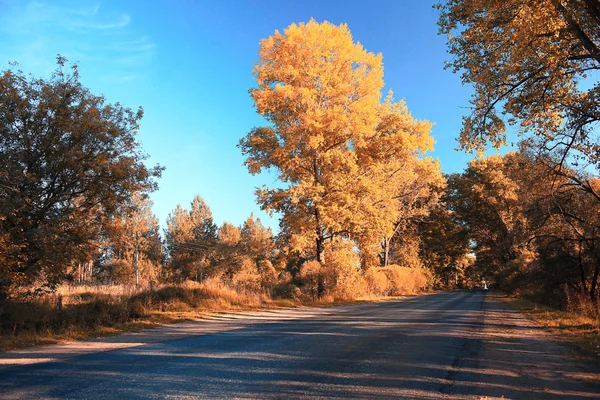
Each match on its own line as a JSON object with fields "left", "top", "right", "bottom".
{"left": 501, "top": 293, "right": 600, "bottom": 359}
{"left": 0, "top": 279, "right": 402, "bottom": 351}
{"left": 56, "top": 284, "right": 144, "bottom": 300}
{"left": 0, "top": 279, "right": 272, "bottom": 351}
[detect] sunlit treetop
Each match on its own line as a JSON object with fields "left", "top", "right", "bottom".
{"left": 240, "top": 20, "right": 437, "bottom": 263}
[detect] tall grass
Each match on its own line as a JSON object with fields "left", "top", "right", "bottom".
{"left": 1, "top": 265, "right": 433, "bottom": 351}
{"left": 0, "top": 279, "right": 272, "bottom": 351}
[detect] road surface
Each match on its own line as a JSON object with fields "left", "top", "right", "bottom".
{"left": 1, "top": 291, "right": 599, "bottom": 399}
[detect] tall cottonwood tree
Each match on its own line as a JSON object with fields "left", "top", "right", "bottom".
{"left": 349, "top": 96, "right": 443, "bottom": 268}
{"left": 240, "top": 20, "right": 435, "bottom": 264}
{"left": 377, "top": 156, "right": 445, "bottom": 268}
{"left": 0, "top": 57, "right": 162, "bottom": 297}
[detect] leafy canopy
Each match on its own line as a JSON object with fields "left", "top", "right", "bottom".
{"left": 0, "top": 56, "right": 162, "bottom": 296}
{"left": 240, "top": 20, "right": 436, "bottom": 262}
{"left": 437, "top": 0, "right": 600, "bottom": 170}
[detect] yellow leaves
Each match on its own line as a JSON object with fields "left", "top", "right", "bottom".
{"left": 218, "top": 222, "right": 241, "bottom": 247}
{"left": 253, "top": 19, "right": 383, "bottom": 140}
{"left": 242, "top": 19, "right": 441, "bottom": 262}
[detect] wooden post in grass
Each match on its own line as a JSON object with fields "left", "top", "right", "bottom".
{"left": 134, "top": 231, "right": 139, "bottom": 287}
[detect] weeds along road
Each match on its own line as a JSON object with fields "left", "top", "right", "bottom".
{"left": 1, "top": 291, "right": 599, "bottom": 399}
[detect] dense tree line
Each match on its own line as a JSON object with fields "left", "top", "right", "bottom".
{"left": 3, "top": 5, "right": 598, "bottom": 309}
{"left": 447, "top": 147, "right": 599, "bottom": 304}
{"left": 0, "top": 25, "right": 457, "bottom": 303}
{"left": 438, "top": 0, "right": 600, "bottom": 305}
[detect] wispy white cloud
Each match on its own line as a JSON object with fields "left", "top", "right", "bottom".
{"left": 67, "top": 13, "right": 131, "bottom": 31}
{"left": 0, "top": 1, "right": 155, "bottom": 82}
{"left": 64, "top": 2, "right": 100, "bottom": 17}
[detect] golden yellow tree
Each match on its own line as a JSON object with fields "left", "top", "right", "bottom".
{"left": 351, "top": 96, "right": 442, "bottom": 268}
{"left": 241, "top": 214, "right": 275, "bottom": 270}
{"left": 240, "top": 20, "right": 435, "bottom": 264}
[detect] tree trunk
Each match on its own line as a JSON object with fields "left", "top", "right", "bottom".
{"left": 315, "top": 207, "right": 325, "bottom": 264}
{"left": 590, "top": 260, "right": 600, "bottom": 304}
{"left": 381, "top": 237, "right": 390, "bottom": 267}
{"left": 134, "top": 232, "right": 139, "bottom": 286}
{"left": 578, "top": 244, "right": 588, "bottom": 294}
{"left": 316, "top": 236, "right": 325, "bottom": 264}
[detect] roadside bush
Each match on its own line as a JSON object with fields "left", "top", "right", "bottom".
{"left": 365, "top": 268, "right": 390, "bottom": 296}
{"left": 0, "top": 278, "right": 275, "bottom": 350}
{"left": 324, "top": 238, "right": 367, "bottom": 299}
{"left": 232, "top": 257, "right": 263, "bottom": 292}
{"left": 381, "top": 265, "right": 431, "bottom": 295}
{"left": 298, "top": 260, "right": 324, "bottom": 300}
{"left": 0, "top": 293, "right": 132, "bottom": 338}
{"left": 271, "top": 282, "right": 301, "bottom": 300}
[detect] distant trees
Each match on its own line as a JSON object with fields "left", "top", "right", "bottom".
{"left": 446, "top": 153, "right": 534, "bottom": 284}
{"left": 101, "top": 193, "right": 163, "bottom": 285}
{"left": 417, "top": 205, "right": 471, "bottom": 287}
{"left": 0, "top": 57, "right": 162, "bottom": 298}
{"left": 448, "top": 148, "right": 600, "bottom": 303}
{"left": 164, "top": 196, "right": 217, "bottom": 281}
{"left": 161, "top": 196, "right": 281, "bottom": 291}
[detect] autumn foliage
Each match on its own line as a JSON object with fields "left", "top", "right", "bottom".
{"left": 0, "top": 58, "right": 162, "bottom": 299}
{"left": 239, "top": 20, "right": 443, "bottom": 282}
{"left": 0, "top": 21, "right": 465, "bottom": 318}
{"left": 438, "top": 0, "right": 600, "bottom": 308}
{"left": 19, "top": 15, "right": 600, "bottom": 349}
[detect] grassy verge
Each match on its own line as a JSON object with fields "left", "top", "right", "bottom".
{"left": 499, "top": 292, "right": 600, "bottom": 359}
{"left": 0, "top": 281, "right": 401, "bottom": 352}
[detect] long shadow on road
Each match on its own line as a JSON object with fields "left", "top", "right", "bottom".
{"left": 1, "top": 291, "right": 599, "bottom": 399}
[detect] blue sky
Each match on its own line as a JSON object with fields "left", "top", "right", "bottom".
{"left": 0, "top": 0, "right": 496, "bottom": 231}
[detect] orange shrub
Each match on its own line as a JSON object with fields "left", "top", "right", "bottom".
{"left": 365, "top": 268, "right": 390, "bottom": 296}
{"left": 380, "top": 265, "right": 431, "bottom": 295}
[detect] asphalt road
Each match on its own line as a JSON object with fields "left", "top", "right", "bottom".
{"left": 1, "top": 291, "right": 599, "bottom": 399}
